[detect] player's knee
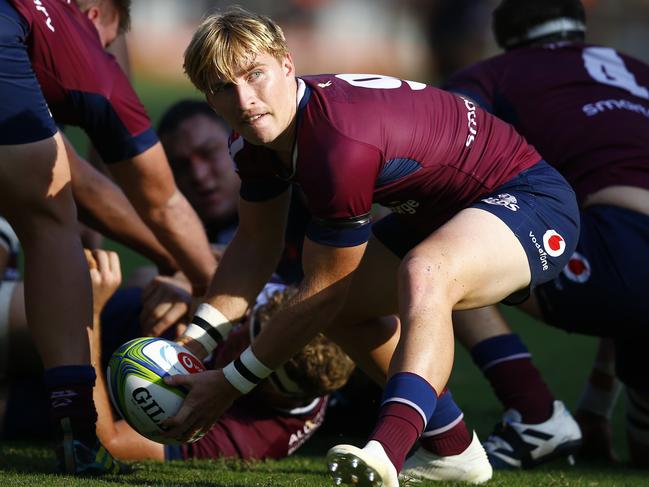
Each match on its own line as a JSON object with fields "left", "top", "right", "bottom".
{"left": 399, "top": 252, "right": 459, "bottom": 304}
{"left": 626, "top": 386, "right": 649, "bottom": 468}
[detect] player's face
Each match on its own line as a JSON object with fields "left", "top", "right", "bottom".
{"left": 161, "top": 114, "right": 240, "bottom": 223}
{"left": 206, "top": 52, "right": 297, "bottom": 151}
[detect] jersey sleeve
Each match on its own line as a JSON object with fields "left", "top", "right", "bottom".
{"left": 444, "top": 61, "right": 499, "bottom": 112}
{"left": 229, "top": 133, "right": 291, "bottom": 202}
{"left": 71, "top": 57, "right": 158, "bottom": 164}
{"left": 299, "top": 137, "right": 379, "bottom": 248}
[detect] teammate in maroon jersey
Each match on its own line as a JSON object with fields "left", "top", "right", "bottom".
{"left": 445, "top": 0, "right": 649, "bottom": 470}
{"left": 0, "top": 0, "right": 215, "bottom": 474}
{"left": 162, "top": 8, "right": 579, "bottom": 486}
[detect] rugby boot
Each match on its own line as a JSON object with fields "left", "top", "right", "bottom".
{"left": 327, "top": 440, "right": 398, "bottom": 487}
{"left": 400, "top": 431, "right": 493, "bottom": 484}
{"left": 483, "top": 400, "right": 582, "bottom": 469}
{"left": 55, "top": 417, "right": 129, "bottom": 475}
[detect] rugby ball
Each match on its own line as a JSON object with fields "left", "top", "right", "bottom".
{"left": 107, "top": 337, "right": 205, "bottom": 444}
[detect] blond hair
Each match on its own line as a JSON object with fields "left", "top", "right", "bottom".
{"left": 184, "top": 6, "right": 289, "bottom": 94}
{"left": 254, "top": 287, "right": 356, "bottom": 398}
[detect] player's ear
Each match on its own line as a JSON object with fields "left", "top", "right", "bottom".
{"left": 85, "top": 5, "right": 101, "bottom": 22}
{"left": 282, "top": 53, "right": 295, "bottom": 78}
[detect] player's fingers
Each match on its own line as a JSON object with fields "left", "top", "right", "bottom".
{"left": 151, "top": 302, "right": 189, "bottom": 337}
{"left": 107, "top": 250, "right": 122, "bottom": 282}
{"left": 93, "top": 249, "right": 111, "bottom": 276}
{"left": 141, "top": 301, "right": 173, "bottom": 332}
{"left": 84, "top": 249, "right": 98, "bottom": 270}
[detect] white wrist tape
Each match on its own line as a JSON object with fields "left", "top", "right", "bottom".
{"left": 183, "top": 303, "right": 233, "bottom": 353}
{"left": 222, "top": 346, "right": 273, "bottom": 394}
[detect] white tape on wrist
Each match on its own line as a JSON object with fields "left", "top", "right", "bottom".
{"left": 222, "top": 345, "right": 273, "bottom": 394}
{"left": 183, "top": 303, "right": 233, "bottom": 353}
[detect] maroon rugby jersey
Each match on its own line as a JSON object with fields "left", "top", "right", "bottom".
{"left": 10, "top": 0, "right": 157, "bottom": 163}
{"left": 231, "top": 74, "right": 540, "bottom": 247}
{"left": 445, "top": 42, "right": 649, "bottom": 205}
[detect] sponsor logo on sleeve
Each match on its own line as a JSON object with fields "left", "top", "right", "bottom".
{"left": 461, "top": 97, "right": 478, "bottom": 147}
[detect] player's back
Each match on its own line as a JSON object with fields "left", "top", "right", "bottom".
{"left": 446, "top": 43, "right": 649, "bottom": 204}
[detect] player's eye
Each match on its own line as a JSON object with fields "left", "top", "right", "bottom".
{"left": 211, "top": 82, "right": 234, "bottom": 94}
{"left": 248, "top": 70, "right": 263, "bottom": 82}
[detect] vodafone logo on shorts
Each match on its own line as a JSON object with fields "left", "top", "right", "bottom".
{"left": 563, "top": 252, "right": 591, "bottom": 283}
{"left": 542, "top": 230, "right": 566, "bottom": 257}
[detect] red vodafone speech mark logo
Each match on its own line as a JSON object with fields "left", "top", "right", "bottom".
{"left": 542, "top": 230, "right": 566, "bottom": 257}
{"left": 563, "top": 252, "right": 591, "bottom": 283}
{"left": 178, "top": 352, "right": 205, "bottom": 374}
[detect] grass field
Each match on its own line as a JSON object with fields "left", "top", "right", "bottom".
{"left": 20, "top": 78, "right": 640, "bottom": 486}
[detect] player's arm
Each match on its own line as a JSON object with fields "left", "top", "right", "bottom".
{"left": 86, "top": 249, "right": 165, "bottom": 461}
{"left": 162, "top": 236, "right": 366, "bottom": 443}
{"left": 180, "top": 189, "right": 292, "bottom": 358}
{"left": 64, "top": 137, "right": 178, "bottom": 275}
{"left": 108, "top": 142, "right": 217, "bottom": 296}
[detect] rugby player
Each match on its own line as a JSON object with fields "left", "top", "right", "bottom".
{"left": 163, "top": 8, "right": 580, "bottom": 486}
{"left": 444, "top": 0, "right": 649, "bottom": 469}
{"left": 0, "top": 0, "right": 215, "bottom": 474}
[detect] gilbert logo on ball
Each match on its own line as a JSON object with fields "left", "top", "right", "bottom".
{"left": 107, "top": 337, "right": 205, "bottom": 444}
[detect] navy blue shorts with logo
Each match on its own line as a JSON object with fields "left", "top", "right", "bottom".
{"left": 372, "top": 160, "right": 580, "bottom": 303}
{"left": 0, "top": 0, "right": 57, "bottom": 145}
{"left": 535, "top": 205, "right": 649, "bottom": 391}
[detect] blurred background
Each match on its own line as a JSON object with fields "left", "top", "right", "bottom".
{"left": 126, "top": 0, "right": 649, "bottom": 90}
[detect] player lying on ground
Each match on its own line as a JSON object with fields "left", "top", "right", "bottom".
{"left": 444, "top": 0, "right": 649, "bottom": 468}
{"left": 162, "top": 8, "right": 579, "bottom": 487}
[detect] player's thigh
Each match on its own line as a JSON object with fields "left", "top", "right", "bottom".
{"left": 404, "top": 207, "right": 531, "bottom": 309}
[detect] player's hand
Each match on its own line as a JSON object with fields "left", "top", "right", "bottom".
{"left": 160, "top": 369, "right": 241, "bottom": 443}
{"left": 85, "top": 249, "right": 122, "bottom": 313}
{"left": 175, "top": 335, "right": 210, "bottom": 361}
{"left": 140, "top": 275, "right": 192, "bottom": 337}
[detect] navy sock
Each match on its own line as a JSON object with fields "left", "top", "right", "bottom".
{"left": 43, "top": 365, "right": 98, "bottom": 446}
{"left": 370, "top": 372, "right": 438, "bottom": 472}
{"left": 420, "top": 388, "right": 472, "bottom": 456}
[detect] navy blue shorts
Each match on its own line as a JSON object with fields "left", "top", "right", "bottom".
{"left": 372, "top": 160, "right": 580, "bottom": 303}
{"left": 0, "top": 0, "right": 57, "bottom": 145}
{"left": 535, "top": 205, "right": 649, "bottom": 391}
